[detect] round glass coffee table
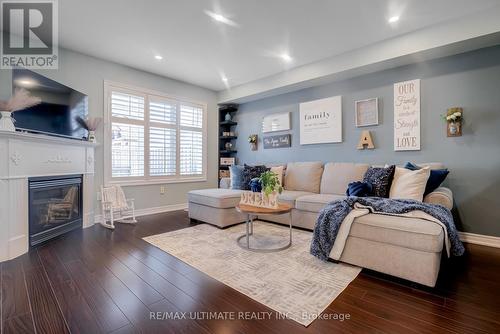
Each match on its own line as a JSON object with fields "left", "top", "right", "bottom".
{"left": 235, "top": 203, "right": 293, "bottom": 252}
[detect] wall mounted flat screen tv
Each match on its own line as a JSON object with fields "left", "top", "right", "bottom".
{"left": 11, "top": 69, "right": 88, "bottom": 140}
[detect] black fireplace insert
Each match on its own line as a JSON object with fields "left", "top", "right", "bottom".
{"left": 28, "top": 175, "right": 83, "bottom": 246}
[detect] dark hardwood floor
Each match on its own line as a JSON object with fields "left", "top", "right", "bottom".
{"left": 1, "top": 210, "right": 499, "bottom": 333}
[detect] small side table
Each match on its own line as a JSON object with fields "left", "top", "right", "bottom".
{"left": 235, "top": 203, "right": 292, "bottom": 253}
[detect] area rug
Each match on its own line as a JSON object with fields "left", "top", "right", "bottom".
{"left": 143, "top": 221, "right": 361, "bottom": 326}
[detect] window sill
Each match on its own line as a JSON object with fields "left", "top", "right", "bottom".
{"left": 105, "top": 177, "right": 208, "bottom": 187}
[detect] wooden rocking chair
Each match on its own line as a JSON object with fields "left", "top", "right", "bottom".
{"left": 100, "top": 185, "right": 136, "bottom": 229}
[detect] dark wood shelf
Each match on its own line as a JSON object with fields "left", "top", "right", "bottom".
{"left": 219, "top": 121, "right": 238, "bottom": 126}
{"left": 219, "top": 135, "right": 238, "bottom": 140}
{"left": 218, "top": 104, "right": 239, "bottom": 113}
{"left": 219, "top": 150, "right": 237, "bottom": 154}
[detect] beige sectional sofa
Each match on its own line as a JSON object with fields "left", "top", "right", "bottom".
{"left": 188, "top": 161, "right": 453, "bottom": 287}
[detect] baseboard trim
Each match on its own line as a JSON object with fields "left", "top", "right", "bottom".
{"left": 458, "top": 232, "right": 500, "bottom": 248}
{"left": 94, "top": 203, "right": 188, "bottom": 223}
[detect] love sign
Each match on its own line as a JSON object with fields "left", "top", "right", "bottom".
{"left": 394, "top": 79, "right": 420, "bottom": 151}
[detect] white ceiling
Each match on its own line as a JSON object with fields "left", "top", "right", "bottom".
{"left": 58, "top": 0, "right": 500, "bottom": 92}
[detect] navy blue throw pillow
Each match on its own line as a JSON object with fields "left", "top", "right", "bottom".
{"left": 243, "top": 164, "right": 269, "bottom": 190}
{"left": 362, "top": 165, "right": 395, "bottom": 198}
{"left": 229, "top": 165, "right": 245, "bottom": 189}
{"left": 346, "top": 181, "right": 373, "bottom": 197}
{"left": 404, "top": 162, "right": 449, "bottom": 195}
{"left": 249, "top": 178, "right": 262, "bottom": 192}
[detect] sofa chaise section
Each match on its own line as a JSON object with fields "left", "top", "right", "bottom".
{"left": 188, "top": 189, "right": 246, "bottom": 227}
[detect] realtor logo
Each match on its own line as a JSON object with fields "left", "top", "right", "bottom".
{"left": 1, "top": 0, "right": 58, "bottom": 69}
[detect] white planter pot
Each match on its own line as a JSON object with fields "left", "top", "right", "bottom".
{"left": 0, "top": 111, "right": 16, "bottom": 132}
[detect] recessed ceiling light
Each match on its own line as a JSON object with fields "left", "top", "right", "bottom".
{"left": 280, "top": 53, "right": 293, "bottom": 63}
{"left": 17, "top": 79, "right": 36, "bottom": 86}
{"left": 204, "top": 10, "right": 238, "bottom": 27}
{"left": 154, "top": 55, "right": 163, "bottom": 60}
{"left": 388, "top": 16, "right": 400, "bottom": 23}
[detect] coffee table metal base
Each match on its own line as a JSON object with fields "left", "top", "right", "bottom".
{"left": 236, "top": 214, "right": 292, "bottom": 253}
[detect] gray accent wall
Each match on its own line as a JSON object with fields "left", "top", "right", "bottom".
{"left": 234, "top": 46, "right": 500, "bottom": 237}
{"left": 0, "top": 48, "right": 218, "bottom": 214}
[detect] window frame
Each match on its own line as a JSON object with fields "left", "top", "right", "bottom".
{"left": 103, "top": 81, "right": 207, "bottom": 186}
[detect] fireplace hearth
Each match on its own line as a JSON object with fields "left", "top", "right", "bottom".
{"left": 29, "top": 175, "right": 83, "bottom": 246}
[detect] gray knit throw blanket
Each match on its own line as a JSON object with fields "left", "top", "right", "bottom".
{"left": 310, "top": 197, "right": 465, "bottom": 261}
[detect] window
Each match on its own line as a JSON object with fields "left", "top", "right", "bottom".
{"left": 104, "top": 82, "right": 207, "bottom": 185}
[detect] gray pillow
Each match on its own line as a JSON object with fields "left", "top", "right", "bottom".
{"left": 229, "top": 165, "right": 245, "bottom": 189}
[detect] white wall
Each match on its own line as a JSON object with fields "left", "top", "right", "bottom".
{"left": 0, "top": 48, "right": 219, "bottom": 213}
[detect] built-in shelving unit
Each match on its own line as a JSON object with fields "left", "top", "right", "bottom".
{"left": 218, "top": 104, "right": 239, "bottom": 187}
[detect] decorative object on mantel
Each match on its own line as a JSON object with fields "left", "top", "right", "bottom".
{"left": 355, "top": 98, "right": 378, "bottom": 127}
{"left": 300, "top": 95, "right": 342, "bottom": 145}
{"left": 263, "top": 134, "right": 291, "bottom": 149}
{"left": 248, "top": 134, "right": 258, "bottom": 150}
{"left": 394, "top": 79, "right": 420, "bottom": 151}
{"left": 0, "top": 88, "right": 41, "bottom": 132}
{"left": 357, "top": 130, "right": 375, "bottom": 150}
{"left": 76, "top": 116, "right": 102, "bottom": 142}
{"left": 262, "top": 112, "right": 291, "bottom": 133}
{"left": 444, "top": 107, "right": 463, "bottom": 137}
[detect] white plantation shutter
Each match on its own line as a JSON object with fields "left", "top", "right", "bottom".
{"left": 150, "top": 97, "right": 176, "bottom": 124}
{"left": 106, "top": 83, "right": 206, "bottom": 184}
{"left": 180, "top": 130, "right": 203, "bottom": 175}
{"left": 180, "top": 104, "right": 203, "bottom": 128}
{"left": 150, "top": 127, "right": 176, "bottom": 176}
{"left": 111, "top": 92, "right": 144, "bottom": 120}
{"left": 111, "top": 123, "right": 145, "bottom": 177}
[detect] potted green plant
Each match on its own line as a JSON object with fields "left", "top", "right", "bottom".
{"left": 259, "top": 170, "right": 283, "bottom": 208}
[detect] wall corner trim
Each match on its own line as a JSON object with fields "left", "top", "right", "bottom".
{"left": 94, "top": 203, "right": 188, "bottom": 224}
{"left": 458, "top": 232, "right": 500, "bottom": 248}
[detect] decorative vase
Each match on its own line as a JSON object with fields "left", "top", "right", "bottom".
{"left": 88, "top": 130, "right": 97, "bottom": 142}
{"left": 0, "top": 111, "right": 16, "bottom": 132}
{"left": 447, "top": 121, "right": 462, "bottom": 137}
{"left": 250, "top": 142, "right": 257, "bottom": 151}
{"left": 225, "top": 112, "right": 232, "bottom": 121}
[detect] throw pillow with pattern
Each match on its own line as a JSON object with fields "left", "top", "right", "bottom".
{"left": 362, "top": 165, "right": 396, "bottom": 198}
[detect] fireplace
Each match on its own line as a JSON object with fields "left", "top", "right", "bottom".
{"left": 28, "top": 175, "right": 83, "bottom": 246}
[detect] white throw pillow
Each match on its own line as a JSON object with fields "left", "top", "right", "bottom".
{"left": 389, "top": 166, "right": 430, "bottom": 201}
{"left": 270, "top": 166, "right": 285, "bottom": 186}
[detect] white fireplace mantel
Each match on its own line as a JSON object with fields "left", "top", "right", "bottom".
{"left": 0, "top": 130, "right": 97, "bottom": 262}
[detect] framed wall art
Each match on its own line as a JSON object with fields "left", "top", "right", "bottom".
{"left": 299, "top": 95, "right": 342, "bottom": 145}
{"left": 262, "top": 112, "right": 291, "bottom": 133}
{"left": 394, "top": 79, "right": 420, "bottom": 151}
{"left": 355, "top": 98, "right": 378, "bottom": 127}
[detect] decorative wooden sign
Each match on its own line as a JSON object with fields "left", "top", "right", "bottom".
{"left": 263, "top": 134, "right": 291, "bottom": 149}
{"left": 394, "top": 79, "right": 420, "bottom": 151}
{"left": 357, "top": 131, "right": 375, "bottom": 150}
